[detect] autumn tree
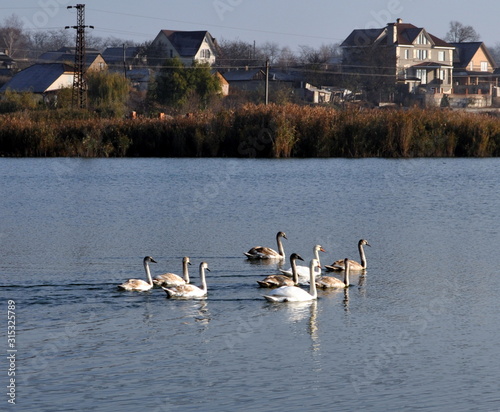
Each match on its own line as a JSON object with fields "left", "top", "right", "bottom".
{"left": 444, "top": 21, "right": 480, "bottom": 43}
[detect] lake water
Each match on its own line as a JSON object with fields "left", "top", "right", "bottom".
{"left": 1, "top": 157, "right": 499, "bottom": 412}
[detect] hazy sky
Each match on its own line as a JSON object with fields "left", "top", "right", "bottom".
{"left": 5, "top": 0, "right": 500, "bottom": 51}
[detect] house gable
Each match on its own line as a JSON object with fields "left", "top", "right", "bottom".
{"left": 150, "top": 30, "right": 217, "bottom": 66}
{"left": 451, "top": 42, "right": 497, "bottom": 72}
{"left": 0, "top": 63, "right": 74, "bottom": 93}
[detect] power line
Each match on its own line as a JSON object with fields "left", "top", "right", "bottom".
{"left": 65, "top": 4, "right": 93, "bottom": 109}
{"left": 88, "top": 8, "right": 343, "bottom": 43}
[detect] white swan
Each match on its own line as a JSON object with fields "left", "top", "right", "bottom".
{"left": 118, "top": 256, "right": 157, "bottom": 292}
{"left": 244, "top": 231, "right": 287, "bottom": 259}
{"left": 316, "top": 258, "right": 351, "bottom": 288}
{"left": 257, "top": 253, "right": 304, "bottom": 288}
{"left": 325, "top": 239, "right": 370, "bottom": 271}
{"left": 162, "top": 262, "right": 209, "bottom": 299}
{"left": 153, "top": 256, "right": 191, "bottom": 287}
{"left": 279, "top": 244, "right": 325, "bottom": 282}
{"left": 263, "top": 259, "right": 320, "bottom": 302}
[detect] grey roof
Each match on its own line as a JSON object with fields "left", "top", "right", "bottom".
{"left": 450, "top": 42, "right": 498, "bottom": 69}
{"left": 222, "top": 69, "right": 299, "bottom": 82}
{"left": 222, "top": 69, "right": 264, "bottom": 81}
{"left": 0, "top": 63, "right": 72, "bottom": 93}
{"left": 341, "top": 23, "right": 450, "bottom": 48}
{"left": 38, "top": 50, "right": 100, "bottom": 66}
{"left": 160, "top": 30, "right": 214, "bottom": 57}
{"left": 341, "top": 28, "right": 385, "bottom": 47}
{"left": 102, "top": 46, "right": 140, "bottom": 64}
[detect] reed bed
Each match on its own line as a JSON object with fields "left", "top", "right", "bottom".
{"left": 0, "top": 105, "right": 499, "bottom": 157}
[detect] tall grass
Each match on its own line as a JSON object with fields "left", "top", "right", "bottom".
{"left": 1, "top": 105, "right": 499, "bottom": 157}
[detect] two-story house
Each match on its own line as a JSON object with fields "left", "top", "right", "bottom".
{"left": 341, "top": 19, "right": 455, "bottom": 99}
{"left": 450, "top": 42, "right": 498, "bottom": 95}
{"left": 149, "top": 30, "right": 218, "bottom": 67}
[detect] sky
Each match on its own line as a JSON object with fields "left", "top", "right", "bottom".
{"left": 3, "top": 0, "right": 500, "bottom": 52}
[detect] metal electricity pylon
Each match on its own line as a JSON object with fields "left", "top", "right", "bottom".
{"left": 65, "top": 4, "right": 93, "bottom": 109}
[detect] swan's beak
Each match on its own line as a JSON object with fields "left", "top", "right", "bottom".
{"left": 366, "top": 243, "right": 371, "bottom": 247}
{"left": 188, "top": 262, "right": 192, "bottom": 265}
{"left": 151, "top": 258, "right": 157, "bottom": 263}
{"left": 206, "top": 268, "right": 211, "bottom": 272}
{"left": 320, "top": 247, "right": 326, "bottom": 253}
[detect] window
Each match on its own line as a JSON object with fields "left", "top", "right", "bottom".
{"left": 416, "top": 33, "right": 429, "bottom": 45}
{"left": 404, "top": 49, "right": 410, "bottom": 59}
{"left": 481, "top": 61, "right": 488, "bottom": 71}
{"left": 438, "top": 51, "right": 445, "bottom": 62}
{"left": 416, "top": 49, "right": 428, "bottom": 60}
{"left": 416, "top": 69, "right": 427, "bottom": 84}
{"left": 200, "top": 49, "right": 211, "bottom": 59}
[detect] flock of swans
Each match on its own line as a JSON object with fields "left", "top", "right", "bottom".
{"left": 118, "top": 232, "right": 371, "bottom": 302}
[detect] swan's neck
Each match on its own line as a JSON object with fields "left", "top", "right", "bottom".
{"left": 291, "top": 259, "right": 298, "bottom": 285}
{"left": 359, "top": 244, "right": 367, "bottom": 268}
{"left": 183, "top": 261, "right": 190, "bottom": 283}
{"left": 309, "top": 265, "right": 317, "bottom": 299}
{"left": 314, "top": 248, "right": 321, "bottom": 265}
{"left": 199, "top": 267, "right": 207, "bottom": 293}
{"left": 144, "top": 261, "right": 153, "bottom": 286}
{"left": 344, "top": 265, "right": 350, "bottom": 287}
{"left": 277, "top": 235, "right": 285, "bottom": 258}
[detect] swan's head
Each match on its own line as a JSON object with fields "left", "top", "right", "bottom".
{"left": 314, "top": 244, "right": 326, "bottom": 253}
{"left": 359, "top": 239, "right": 371, "bottom": 247}
{"left": 277, "top": 231, "right": 287, "bottom": 240}
{"left": 290, "top": 253, "right": 304, "bottom": 262}
{"left": 183, "top": 256, "right": 192, "bottom": 265}
{"left": 144, "top": 256, "right": 157, "bottom": 264}
{"left": 200, "top": 261, "right": 210, "bottom": 272}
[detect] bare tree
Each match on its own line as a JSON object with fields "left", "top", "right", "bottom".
{"left": 216, "top": 39, "right": 263, "bottom": 68}
{"left": 275, "top": 46, "right": 298, "bottom": 70}
{"left": 260, "top": 41, "right": 281, "bottom": 64}
{"left": 488, "top": 42, "right": 500, "bottom": 66}
{"left": 0, "top": 15, "right": 29, "bottom": 58}
{"left": 445, "top": 21, "right": 480, "bottom": 43}
{"left": 297, "top": 43, "right": 340, "bottom": 66}
{"left": 27, "top": 29, "right": 71, "bottom": 58}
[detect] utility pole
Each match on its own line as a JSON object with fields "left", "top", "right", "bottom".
{"left": 65, "top": 4, "right": 94, "bottom": 109}
{"left": 265, "top": 60, "right": 269, "bottom": 105}
{"left": 123, "top": 43, "right": 127, "bottom": 78}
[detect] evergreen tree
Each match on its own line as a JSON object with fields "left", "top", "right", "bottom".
{"left": 153, "top": 57, "right": 221, "bottom": 109}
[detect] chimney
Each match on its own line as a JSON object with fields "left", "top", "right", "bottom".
{"left": 387, "top": 23, "right": 397, "bottom": 44}
{"left": 396, "top": 18, "right": 403, "bottom": 24}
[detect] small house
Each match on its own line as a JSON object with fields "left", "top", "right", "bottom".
{"left": 149, "top": 30, "right": 218, "bottom": 66}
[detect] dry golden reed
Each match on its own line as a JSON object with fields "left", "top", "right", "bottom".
{"left": 0, "top": 105, "right": 499, "bottom": 157}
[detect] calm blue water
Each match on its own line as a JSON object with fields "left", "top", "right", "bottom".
{"left": 1, "top": 158, "right": 499, "bottom": 411}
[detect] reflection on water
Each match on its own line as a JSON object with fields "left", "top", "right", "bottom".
{"left": 2, "top": 158, "right": 500, "bottom": 412}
